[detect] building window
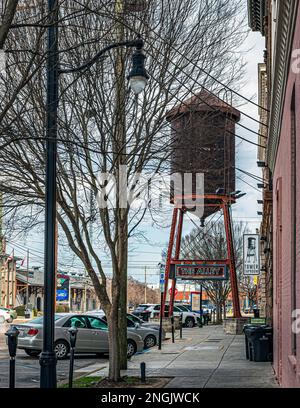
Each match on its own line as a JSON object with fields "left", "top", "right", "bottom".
{"left": 290, "top": 85, "right": 297, "bottom": 356}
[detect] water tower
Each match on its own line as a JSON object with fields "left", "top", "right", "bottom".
{"left": 162, "top": 90, "right": 242, "bottom": 318}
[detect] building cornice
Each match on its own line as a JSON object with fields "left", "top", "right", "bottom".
{"left": 248, "top": 0, "right": 266, "bottom": 34}
{"left": 267, "top": 0, "right": 299, "bottom": 171}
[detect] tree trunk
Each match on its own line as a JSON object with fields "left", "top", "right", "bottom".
{"left": 216, "top": 303, "right": 222, "bottom": 324}
{"left": 118, "top": 215, "right": 128, "bottom": 370}
{"left": 114, "top": 0, "right": 128, "bottom": 372}
{"left": 0, "top": 0, "right": 19, "bottom": 49}
{"left": 107, "top": 278, "right": 121, "bottom": 381}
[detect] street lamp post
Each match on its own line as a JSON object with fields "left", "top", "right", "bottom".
{"left": 40, "top": 1, "right": 149, "bottom": 389}
{"left": 39, "top": 0, "right": 59, "bottom": 389}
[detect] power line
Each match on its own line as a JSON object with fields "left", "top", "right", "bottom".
{"left": 73, "top": 1, "right": 267, "bottom": 149}
{"left": 236, "top": 176, "right": 262, "bottom": 193}
{"left": 95, "top": 0, "right": 270, "bottom": 114}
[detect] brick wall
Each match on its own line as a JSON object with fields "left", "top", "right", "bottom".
{"left": 272, "top": 2, "right": 300, "bottom": 387}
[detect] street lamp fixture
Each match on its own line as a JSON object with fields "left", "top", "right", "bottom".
{"left": 127, "top": 39, "right": 149, "bottom": 95}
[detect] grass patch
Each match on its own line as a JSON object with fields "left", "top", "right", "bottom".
{"left": 60, "top": 375, "right": 171, "bottom": 389}
{"left": 60, "top": 376, "right": 102, "bottom": 388}
{"left": 96, "top": 376, "right": 171, "bottom": 388}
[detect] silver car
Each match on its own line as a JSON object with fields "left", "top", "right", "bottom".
{"left": 127, "top": 314, "right": 166, "bottom": 346}
{"left": 87, "top": 311, "right": 166, "bottom": 348}
{"left": 15, "top": 313, "right": 144, "bottom": 359}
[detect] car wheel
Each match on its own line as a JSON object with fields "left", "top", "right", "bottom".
{"left": 24, "top": 349, "right": 41, "bottom": 357}
{"left": 185, "top": 317, "right": 195, "bottom": 328}
{"left": 144, "top": 334, "right": 156, "bottom": 349}
{"left": 127, "top": 340, "right": 136, "bottom": 358}
{"left": 6, "top": 317, "right": 13, "bottom": 323}
{"left": 54, "top": 340, "right": 69, "bottom": 360}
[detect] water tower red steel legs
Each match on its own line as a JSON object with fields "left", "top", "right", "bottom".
{"left": 161, "top": 194, "right": 241, "bottom": 319}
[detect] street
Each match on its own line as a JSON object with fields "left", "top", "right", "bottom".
{"left": 0, "top": 331, "right": 108, "bottom": 388}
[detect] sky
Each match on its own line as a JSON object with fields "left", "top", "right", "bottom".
{"left": 6, "top": 9, "right": 266, "bottom": 288}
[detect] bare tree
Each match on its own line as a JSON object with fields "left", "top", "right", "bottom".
{"left": 239, "top": 276, "right": 257, "bottom": 309}
{"left": 0, "top": 0, "right": 248, "bottom": 380}
{"left": 127, "top": 276, "right": 159, "bottom": 307}
{"left": 181, "top": 220, "right": 249, "bottom": 323}
{"left": 0, "top": 0, "right": 19, "bottom": 49}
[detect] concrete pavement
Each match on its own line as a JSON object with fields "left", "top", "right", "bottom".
{"left": 87, "top": 325, "right": 278, "bottom": 388}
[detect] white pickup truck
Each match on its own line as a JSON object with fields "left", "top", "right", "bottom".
{"left": 147, "top": 304, "right": 199, "bottom": 328}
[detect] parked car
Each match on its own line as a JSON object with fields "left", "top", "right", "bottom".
{"left": 132, "top": 304, "right": 156, "bottom": 321}
{"left": 1, "top": 307, "right": 17, "bottom": 321}
{"left": 127, "top": 313, "right": 166, "bottom": 334}
{"left": 149, "top": 304, "right": 199, "bottom": 328}
{"left": 15, "top": 313, "right": 144, "bottom": 359}
{"left": 88, "top": 311, "right": 165, "bottom": 348}
{"left": 0, "top": 308, "right": 13, "bottom": 323}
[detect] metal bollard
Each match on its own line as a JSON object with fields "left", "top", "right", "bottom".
{"left": 140, "top": 362, "right": 146, "bottom": 383}
{"left": 68, "top": 326, "right": 78, "bottom": 388}
{"left": 5, "top": 326, "right": 19, "bottom": 389}
{"left": 171, "top": 316, "right": 175, "bottom": 343}
{"left": 179, "top": 313, "right": 183, "bottom": 339}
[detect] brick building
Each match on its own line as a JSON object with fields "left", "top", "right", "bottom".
{"left": 248, "top": 0, "right": 300, "bottom": 387}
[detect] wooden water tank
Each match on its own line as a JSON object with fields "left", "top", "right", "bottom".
{"left": 124, "top": 0, "right": 148, "bottom": 12}
{"left": 166, "top": 90, "right": 240, "bottom": 219}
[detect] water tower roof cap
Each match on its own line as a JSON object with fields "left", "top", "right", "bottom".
{"left": 166, "top": 90, "right": 241, "bottom": 122}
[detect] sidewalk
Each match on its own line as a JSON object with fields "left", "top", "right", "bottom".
{"left": 81, "top": 325, "right": 278, "bottom": 388}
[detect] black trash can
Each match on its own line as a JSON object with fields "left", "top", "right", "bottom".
{"left": 253, "top": 308, "right": 260, "bottom": 318}
{"left": 248, "top": 326, "right": 273, "bottom": 362}
{"left": 243, "top": 324, "right": 258, "bottom": 360}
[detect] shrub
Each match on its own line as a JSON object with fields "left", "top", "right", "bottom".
{"left": 56, "top": 304, "right": 70, "bottom": 313}
{"left": 14, "top": 305, "right": 26, "bottom": 317}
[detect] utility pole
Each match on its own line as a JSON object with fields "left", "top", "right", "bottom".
{"left": 6, "top": 251, "right": 10, "bottom": 308}
{"left": 199, "top": 283, "right": 203, "bottom": 327}
{"left": 144, "top": 266, "right": 147, "bottom": 303}
{"left": 25, "top": 249, "right": 29, "bottom": 311}
{"left": 6, "top": 248, "right": 14, "bottom": 307}
{"left": 83, "top": 188, "right": 94, "bottom": 313}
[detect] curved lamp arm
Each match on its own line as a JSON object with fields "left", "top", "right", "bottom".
{"left": 59, "top": 38, "right": 144, "bottom": 75}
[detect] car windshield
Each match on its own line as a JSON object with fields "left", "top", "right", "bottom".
{"left": 127, "top": 318, "right": 136, "bottom": 328}
{"left": 128, "top": 314, "right": 142, "bottom": 324}
{"left": 175, "top": 305, "right": 189, "bottom": 311}
{"left": 137, "top": 304, "right": 152, "bottom": 310}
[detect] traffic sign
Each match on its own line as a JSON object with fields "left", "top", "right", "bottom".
{"left": 159, "top": 265, "right": 165, "bottom": 293}
{"left": 169, "top": 287, "right": 178, "bottom": 296}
